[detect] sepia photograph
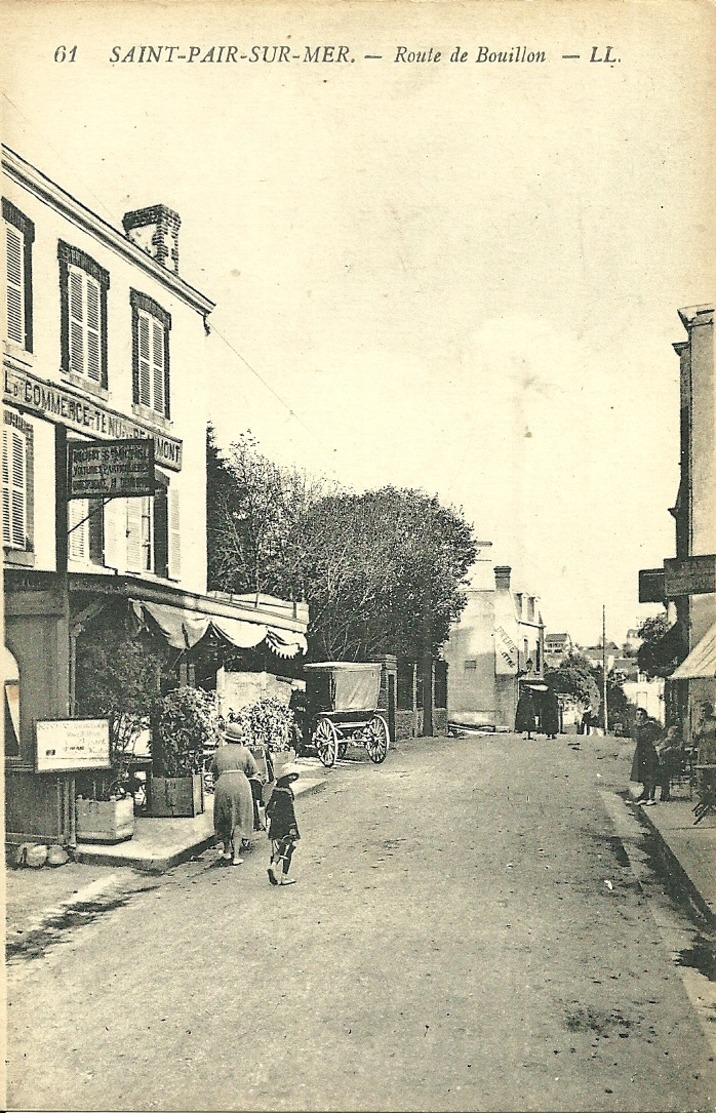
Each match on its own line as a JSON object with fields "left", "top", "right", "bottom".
{"left": 2, "top": 0, "right": 715, "bottom": 1111}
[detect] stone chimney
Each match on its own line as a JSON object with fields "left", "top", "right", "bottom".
{"left": 122, "top": 205, "right": 181, "bottom": 274}
{"left": 494, "top": 565, "right": 512, "bottom": 591}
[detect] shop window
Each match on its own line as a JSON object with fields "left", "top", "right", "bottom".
{"left": 4, "top": 645, "right": 21, "bottom": 757}
{"left": 130, "top": 290, "right": 171, "bottom": 418}
{"left": 2, "top": 416, "right": 34, "bottom": 554}
{"left": 58, "top": 241, "right": 109, "bottom": 386}
{"left": 3, "top": 198, "right": 34, "bottom": 351}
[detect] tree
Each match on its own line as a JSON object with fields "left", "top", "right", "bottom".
{"left": 544, "top": 653, "right": 600, "bottom": 709}
{"left": 636, "top": 610, "right": 681, "bottom": 678}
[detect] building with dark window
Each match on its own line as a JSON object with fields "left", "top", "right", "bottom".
{"left": 3, "top": 147, "right": 307, "bottom": 846}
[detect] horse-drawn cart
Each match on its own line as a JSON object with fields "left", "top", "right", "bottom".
{"left": 304, "top": 662, "right": 390, "bottom": 768}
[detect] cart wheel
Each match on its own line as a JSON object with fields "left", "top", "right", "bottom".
{"left": 337, "top": 736, "right": 349, "bottom": 759}
{"left": 365, "top": 715, "right": 390, "bottom": 763}
{"left": 314, "top": 718, "right": 338, "bottom": 768}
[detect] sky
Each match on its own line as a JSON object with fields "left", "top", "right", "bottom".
{"left": 3, "top": 0, "right": 715, "bottom": 645}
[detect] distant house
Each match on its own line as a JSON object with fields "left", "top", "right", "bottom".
{"left": 443, "top": 543, "right": 545, "bottom": 730}
{"left": 544, "top": 632, "right": 573, "bottom": 666}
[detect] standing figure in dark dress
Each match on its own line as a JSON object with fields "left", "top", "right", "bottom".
{"left": 542, "top": 689, "right": 560, "bottom": 739}
{"left": 515, "top": 690, "right": 536, "bottom": 740}
{"left": 267, "top": 763, "right": 301, "bottom": 886}
{"left": 630, "top": 707, "right": 661, "bottom": 805}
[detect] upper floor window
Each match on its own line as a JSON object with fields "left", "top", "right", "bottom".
{"left": 125, "top": 477, "right": 180, "bottom": 579}
{"left": 68, "top": 497, "right": 105, "bottom": 565}
{"left": 58, "top": 241, "right": 109, "bottom": 386}
{"left": 2, "top": 412, "right": 34, "bottom": 554}
{"left": 130, "top": 290, "right": 171, "bottom": 418}
{"left": 3, "top": 198, "right": 34, "bottom": 352}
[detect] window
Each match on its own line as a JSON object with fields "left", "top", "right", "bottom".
{"left": 2, "top": 415, "right": 33, "bottom": 552}
{"left": 58, "top": 242, "right": 109, "bottom": 385}
{"left": 68, "top": 497, "right": 104, "bottom": 564}
{"left": 130, "top": 290, "right": 171, "bottom": 418}
{"left": 464, "top": 659, "right": 477, "bottom": 671}
{"left": 3, "top": 198, "right": 34, "bottom": 351}
{"left": 3, "top": 646, "right": 21, "bottom": 758}
{"left": 125, "top": 478, "right": 180, "bottom": 578}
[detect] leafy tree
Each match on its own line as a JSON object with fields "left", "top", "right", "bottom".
{"left": 545, "top": 653, "right": 600, "bottom": 708}
{"left": 636, "top": 610, "right": 681, "bottom": 678}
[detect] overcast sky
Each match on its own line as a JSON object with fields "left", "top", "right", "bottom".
{"left": 4, "top": 1, "right": 715, "bottom": 644}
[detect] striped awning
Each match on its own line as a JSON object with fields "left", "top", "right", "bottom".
{"left": 131, "top": 600, "right": 307, "bottom": 658}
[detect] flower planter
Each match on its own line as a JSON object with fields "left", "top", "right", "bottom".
{"left": 76, "top": 797, "right": 135, "bottom": 844}
{"left": 148, "top": 774, "right": 204, "bottom": 818}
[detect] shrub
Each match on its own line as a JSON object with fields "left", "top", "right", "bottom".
{"left": 228, "top": 697, "right": 294, "bottom": 753}
{"left": 152, "top": 687, "right": 221, "bottom": 777}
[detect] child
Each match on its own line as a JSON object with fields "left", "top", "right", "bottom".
{"left": 266, "top": 763, "right": 301, "bottom": 886}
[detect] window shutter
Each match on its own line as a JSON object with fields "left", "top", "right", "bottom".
{"left": 138, "top": 313, "right": 151, "bottom": 406}
{"left": 2, "top": 428, "right": 27, "bottom": 548}
{"left": 68, "top": 498, "right": 88, "bottom": 560}
{"left": 88, "top": 497, "right": 105, "bottom": 565}
{"left": 69, "top": 268, "right": 84, "bottom": 374}
{"left": 2, "top": 429, "right": 11, "bottom": 545}
{"left": 152, "top": 320, "right": 165, "bottom": 414}
{"left": 103, "top": 497, "right": 124, "bottom": 570}
{"left": 153, "top": 485, "right": 168, "bottom": 579}
{"left": 86, "top": 278, "right": 101, "bottom": 381}
{"left": 169, "top": 487, "right": 181, "bottom": 579}
{"left": 125, "top": 499, "right": 142, "bottom": 572}
{"left": 5, "top": 223, "right": 24, "bottom": 345}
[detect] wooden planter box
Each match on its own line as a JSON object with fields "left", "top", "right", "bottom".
{"left": 148, "top": 774, "right": 204, "bottom": 818}
{"left": 76, "top": 797, "right": 135, "bottom": 844}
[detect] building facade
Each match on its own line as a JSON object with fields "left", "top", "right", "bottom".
{"left": 639, "top": 304, "right": 715, "bottom": 739}
{"left": 3, "top": 148, "right": 307, "bottom": 845}
{"left": 443, "top": 544, "right": 545, "bottom": 729}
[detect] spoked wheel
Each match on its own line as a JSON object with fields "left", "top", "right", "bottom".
{"left": 314, "top": 717, "right": 339, "bottom": 768}
{"left": 337, "top": 736, "right": 349, "bottom": 759}
{"left": 364, "top": 715, "right": 390, "bottom": 763}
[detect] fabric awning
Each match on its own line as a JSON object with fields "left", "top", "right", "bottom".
{"left": 130, "top": 600, "right": 307, "bottom": 658}
{"left": 671, "top": 621, "right": 716, "bottom": 680}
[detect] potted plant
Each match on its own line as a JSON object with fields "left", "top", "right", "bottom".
{"left": 149, "top": 687, "right": 219, "bottom": 817}
{"left": 75, "top": 614, "right": 167, "bottom": 843}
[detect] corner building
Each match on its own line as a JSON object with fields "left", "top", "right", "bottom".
{"left": 3, "top": 147, "right": 307, "bottom": 845}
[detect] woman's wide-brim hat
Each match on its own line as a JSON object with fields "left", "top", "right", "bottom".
{"left": 224, "top": 722, "right": 245, "bottom": 744}
{"left": 278, "top": 763, "right": 301, "bottom": 782}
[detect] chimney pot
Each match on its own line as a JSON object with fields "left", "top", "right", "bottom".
{"left": 494, "top": 565, "right": 512, "bottom": 590}
{"left": 122, "top": 204, "right": 181, "bottom": 273}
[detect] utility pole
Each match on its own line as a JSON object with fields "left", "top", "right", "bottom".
{"left": 602, "top": 604, "right": 609, "bottom": 735}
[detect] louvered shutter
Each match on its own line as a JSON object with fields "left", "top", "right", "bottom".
{"left": 88, "top": 498, "right": 104, "bottom": 564}
{"left": 138, "top": 313, "right": 151, "bottom": 406}
{"left": 153, "top": 485, "right": 168, "bottom": 578}
{"left": 169, "top": 486, "right": 181, "bottom": 579}
{"left": 152, "top": 320, "right": 165, "bottom": 414}
{"left": 5, "top": 223, "right": 24, "bottom": 345}
{"left": 2, "top": 429, "right": 11, "bottom": 545}
{"left": 86, "top": 278, "right": 101, "bottom": 381}
{"left": 68, "top": 267, "right": 85, "bottom": 374}
{"left": 68, "top": 498, "right": 88, "bottom": 560}
{"left": 103, "top": 497, "right": 124, "bottom": 570}
{"left": 2, "top": 428, "right": 27, "bottom": 548}
{"left": 125, "top": 499, "right": 142, "bottom": 572}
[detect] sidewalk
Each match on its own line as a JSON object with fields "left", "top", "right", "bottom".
{"left": 5, "top": 771, "right": 328, "bottom": 948}
{"left": 629, "top": 784, "right": 716, "bottom": 927}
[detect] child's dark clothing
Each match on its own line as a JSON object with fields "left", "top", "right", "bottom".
{"left": 266, "top": 778, "right": 301, "bottom": 885}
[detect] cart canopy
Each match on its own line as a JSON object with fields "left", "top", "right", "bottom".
{"left": 305, "top": 662, "right": 382, "bottom": 712}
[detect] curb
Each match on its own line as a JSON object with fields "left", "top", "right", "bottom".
{"left": 632, "top": 798, "right": 716, "bottom": 931}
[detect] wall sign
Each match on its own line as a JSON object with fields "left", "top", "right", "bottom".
{"left": 68, "top": 439, "right": 155, "bottom": 499}
{"left": 35, "top": 718, "right": 111, "bottom": 773}
{"left": 3, "top": 366, "right": 182, "bottom": 471}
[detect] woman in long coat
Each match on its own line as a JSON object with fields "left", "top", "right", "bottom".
{"left": 211, "top": 723, "right": 259, "bottom": 865}
{"left": 515, "top": 689, "right": 536, "bottom": 739}
{"left": 542, "top": 689, "right": 560, "bottom": 739}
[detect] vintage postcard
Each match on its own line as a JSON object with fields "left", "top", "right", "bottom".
{"left": 3, "top": 0, "right": 715, "bottom": 1112}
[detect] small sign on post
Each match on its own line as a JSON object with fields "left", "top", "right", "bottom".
{"left": 35, "top": 719, "right": 111, "bottom": 773}
{"left": 68, "top": 438, "right": 155, "bottom": 499}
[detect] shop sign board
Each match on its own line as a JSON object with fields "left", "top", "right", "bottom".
{"left": 664, "top": 555, "right": 716, "bottom": 597}
{"left": 3, "top": 366, "right": 182, "bottom": 470}
{"left": 68, "top": 438, "right": 155, "bottom": 499}
{"left": 36, "top": 719, "right": 111, "bottom": 773}
{"left": 639, "top": 567, "right": 666, "bottom": 603}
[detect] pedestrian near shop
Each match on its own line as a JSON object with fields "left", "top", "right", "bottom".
{"left": 542, "top": 689, "right": 560, "bottom": 739}
{"left": 657, "top": 725, "right": 683, "bottom": 802}
{"left": 630, "top": 707, "right": 661, "bottom": 805}
{"left": 211, "top": 723, "right": 260, "bottom": 865}
{"left": 693, "top": 700, "right": 716, "bottom": 803}
{"left": 267, "top": 763, "right": 302, "bottom": 886}
{"left": 515, "top": 690, "right": 536, "bottom": 739}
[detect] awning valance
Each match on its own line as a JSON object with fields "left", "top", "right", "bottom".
{"left": 130, "top": 600, "right": 307, "bottom": 658}
{"left": 671, "top": 621, "right": 716, "bottom": 680}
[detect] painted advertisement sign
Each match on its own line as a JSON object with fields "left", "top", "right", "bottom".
{"left": 35, "top": 719, "right": 111, "bottom": 773}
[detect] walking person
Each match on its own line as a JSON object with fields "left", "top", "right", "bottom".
{"left": 515, "top": 689, "right": 536, "bottom": 740}
{"left": 542, "top": 688, "right": 560, "bottom": 739}
{"left": 266, "top": 763, "right": 301, "bottom": 886}
{"left": 582, "top": 703, "right": 593, "bottom": 736}
{"left": 630, "top": 707, "right": 661, "bottom": 806}
{"left": 211, "top": 723, "right": 260, "bottom": 865}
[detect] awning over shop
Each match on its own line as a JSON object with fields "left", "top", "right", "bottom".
{"left": 671, "top": 621, "right": 716, "bottom": 680}
{"left": 130, "top": 600, "right": 308, "bottom": 658}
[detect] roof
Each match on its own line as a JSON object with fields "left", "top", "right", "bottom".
{"left": 671, "top": 621, "right": 716, "bottom": 680}
{"left": 546, "top": 633, "right": 570, "bottom": 642}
